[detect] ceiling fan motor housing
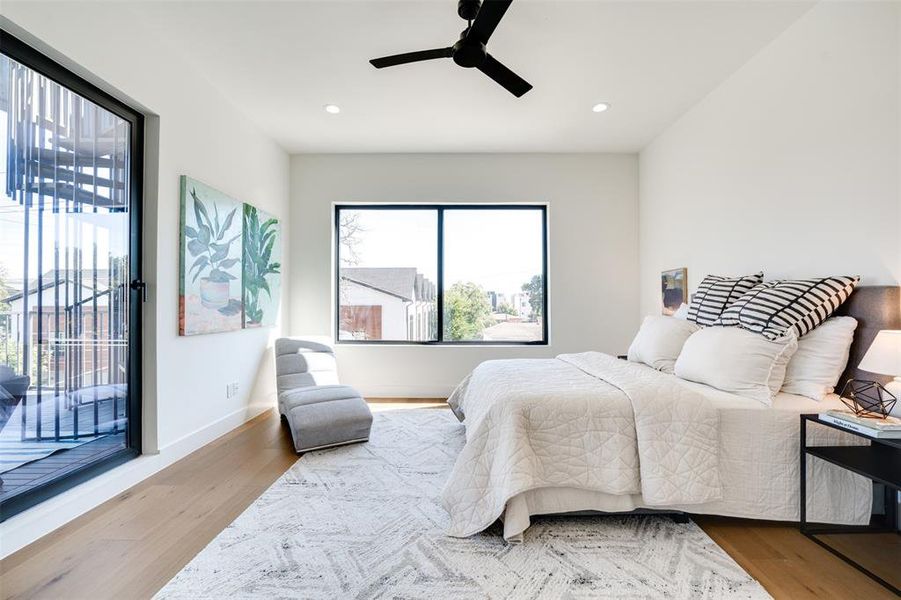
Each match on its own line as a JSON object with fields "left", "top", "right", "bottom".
{"left": 457, "top": 0, "right": 481, "bottom": 21}
{"left": 453, "top": 30, "right": 487, "bottom": 68}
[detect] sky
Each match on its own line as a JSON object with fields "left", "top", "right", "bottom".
{"left": 340, "top": 208, "right": 543, "bottom": 298}
{"left": 0, "top": 110, "right": 128, "bottom": 286}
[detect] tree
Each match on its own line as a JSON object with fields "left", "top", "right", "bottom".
{"left": 337, "top": 212, "right": 366, "bottom": 309}
{"left": 0, "top": 264, "right": 18, "bottom": 372}
{"left": 444, "top": 282, "right": 493, "bottom": 341}
{"left": 521, "top": 274, "right": 544, "bottom": 320}
{"left": 339, "top": 212, "right": 364, "bottom": 267}
{"left": 0, "top": 264, "right": 12, "bottom": 309}
{"left": 497, "top": 302, "right": 517, "bottom": 316}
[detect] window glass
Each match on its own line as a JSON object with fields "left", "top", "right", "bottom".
{"left": 337, "top": 209, "right": 438, "bottom": 341}
{"left": 443, "top": 209, "right": 545, "bottom": 342}
{"left": 335, "top": 205, "right": 546, "bottom": 344}
{"left": 0, "top": 50, "right": 138, "bottom": 513}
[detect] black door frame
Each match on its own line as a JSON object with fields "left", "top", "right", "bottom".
{"left": 0, "top": 29, "right": 144, "bottom": 521}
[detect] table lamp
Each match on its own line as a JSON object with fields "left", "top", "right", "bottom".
{"left": 858, "top": 330, "right": 901, "bottom": 417}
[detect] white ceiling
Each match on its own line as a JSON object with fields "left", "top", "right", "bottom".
{"left": 131, "top": 0, "right": 814, "bottom": 153}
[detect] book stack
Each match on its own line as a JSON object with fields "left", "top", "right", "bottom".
{"left": 819, "top": 409, "right": 901, "bottom": 439}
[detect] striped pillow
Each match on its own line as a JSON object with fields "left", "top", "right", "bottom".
{"left": 717, "top": 276, "right": 860, "bottom": 340}
{"left": 687, "top": 272, "right": 764, "bottom": 327}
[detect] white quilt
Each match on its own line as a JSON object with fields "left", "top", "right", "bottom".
{"left": 442, "top": 352, "right": 871, "bottom": 540}
{"left": 441, "top": 352, "right": 724, "bottom": 537}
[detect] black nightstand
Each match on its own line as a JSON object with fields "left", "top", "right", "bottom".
{"left": 800, "top": 414, "right": 901, "bottom": 594}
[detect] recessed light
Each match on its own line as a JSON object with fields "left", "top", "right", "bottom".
{"left": 324, "top": 104, "right": 341, "bottom": 114}
{"left": 592, "top": 102, "right": 610, "bottom": 113}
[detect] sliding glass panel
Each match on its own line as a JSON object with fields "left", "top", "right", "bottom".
{"left": 443, "top": 208, "right": 545, "bottom": 342}
{"left": 0, "top": 51, "right": 134, "bottom": 510}
{"left": 337, "top": 208, "right": 438, "bottom": 341}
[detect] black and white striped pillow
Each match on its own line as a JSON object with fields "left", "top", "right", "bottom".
{"left": 687, "top": 272, "right": 764, "bottom": 327}
{"left": 716, "top": 276, "right": 859, "bottom": 340}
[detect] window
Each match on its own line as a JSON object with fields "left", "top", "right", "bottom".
{"left": 336, "top": 205, "right": 547, "bottom": 344}
{"left": 0, "top": 31, "right": 143, "bottom": 520}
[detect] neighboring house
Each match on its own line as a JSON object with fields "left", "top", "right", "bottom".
{"left": 489, "top": 291, "right": 532, "bottom": 321}
{"left": 340, "top": 267, "right": 436, "bottom": 341}
{"left": 486, "top": 290, "right": 498, "bottom": 311}
{"left": 512, "top": 292, "right": 532, "bottom": 320}
{"left": 0, "top": 269, "right": 124, "bottom": 389}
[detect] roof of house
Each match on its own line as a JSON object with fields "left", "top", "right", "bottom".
{"left": 1, "top": 270, "right": 111, "bottom": 304}
{"left": 340, "top": 267, "right": 434, "bottom": 302}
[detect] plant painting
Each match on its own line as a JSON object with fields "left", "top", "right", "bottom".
{"left": 179, "top": 176, "right": 244, "bottom": 335}
{"left": 242, "top": 204, "right": 281, "bottom": 327}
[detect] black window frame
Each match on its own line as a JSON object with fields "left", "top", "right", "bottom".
{"left": 0, "top": 30, "right": 144, "bottom": 521}
{"left": 334, "top": 204, "right": 549, "bottom": 346}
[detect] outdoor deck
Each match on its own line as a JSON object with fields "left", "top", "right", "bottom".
{"left": 0, "top": 391, "right": 127, "bottom": 509}
{"left": 0, "top": 433, "right": 126, "bottom": 507}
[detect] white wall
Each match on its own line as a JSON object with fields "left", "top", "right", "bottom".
{"left": 1, "top": 2, "right": 289, "bottom": 556}
{"left": 639, "top": 1, "right": 901, "bottom": 316}
{"left": 290, "top": 154, "right": 639, "bottom": 397}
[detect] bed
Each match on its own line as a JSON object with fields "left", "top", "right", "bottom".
{"left": 440, "top": 285, "right": 899, "bottom": 542}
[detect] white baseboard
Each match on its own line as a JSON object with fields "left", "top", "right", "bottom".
{"left": 355, "top": 383, "right": 454, "bottom": 398}
{"left": 0, "top": 402, "right": 272, "bottom": 559}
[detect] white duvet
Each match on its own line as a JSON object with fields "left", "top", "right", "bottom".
{"left": 441, "top": 352, "right": 871, "bottom": 541}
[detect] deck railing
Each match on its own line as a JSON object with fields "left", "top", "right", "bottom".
{"left": 1, "top": 55, "right": 131, "bottom": 442}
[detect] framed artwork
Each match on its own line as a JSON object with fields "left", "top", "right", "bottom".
{"left": 242, "top": 204, "right": 281, "bottom": 327}
{"left": 178, "top": 175, "right": 282, "bottom": 335}
{"left": 661, "top": 268, "right": 687, "bottom": 316}
{"left": 179, "top": 176, "right": 282, "bottom": 335}
{"left": 179, "top": 176, "right": 245, "bottom": 335}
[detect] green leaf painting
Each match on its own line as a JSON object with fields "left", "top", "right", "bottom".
{"left": 242, "top": 203, "right": 281, "bottom": 327}
{"left": 179, "top": 176, "right": 245, "bottom": 336}
{"left": 179, "top": 175, "right": 280, "bottom": 336}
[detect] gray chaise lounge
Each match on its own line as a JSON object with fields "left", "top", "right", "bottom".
{"left": 274, "top": 337, "right": 372, "bottom": 453}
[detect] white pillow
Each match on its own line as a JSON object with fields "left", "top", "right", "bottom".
{"left": 672, "top": 303, "right": 690, "bottom": 320}
{"left": 627, "top": 316, "right": 700, "bottom": 374}
{"left": 781, "top": 316, "right": 858, "bottom": 401}
{"left": 674, "top": 327, "right": 799, "bottom": 405}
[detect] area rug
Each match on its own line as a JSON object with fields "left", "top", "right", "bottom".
{"left": 156, "top": 408, "right": 771, "bottom": 600}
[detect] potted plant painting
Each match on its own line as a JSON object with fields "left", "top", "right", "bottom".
{"left": 243, "top": 204, "right": 281, "bottom": 327}
{"left": 184, "top": 188, "right": 242, "bottom": 310}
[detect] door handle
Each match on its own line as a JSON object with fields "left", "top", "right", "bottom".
{"left": 130, "top": 279, "right": 147, "bottom": 302}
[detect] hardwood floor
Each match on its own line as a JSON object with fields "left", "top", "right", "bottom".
{"left": 694, "top": 517, "right": 897, "bottom": 599}
{"left": 1, "top": 407, "right": 296, "bottom": 600}
{"left": 1, "top": 401, "right": 896, "bottom": 600}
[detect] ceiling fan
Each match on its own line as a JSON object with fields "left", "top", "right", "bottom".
{"left": 369, "top": 0, "right": 532, "bottom": 98}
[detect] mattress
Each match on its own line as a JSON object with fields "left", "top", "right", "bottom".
{"left": 502, "top": 388, "right": 871, "bottom": 541}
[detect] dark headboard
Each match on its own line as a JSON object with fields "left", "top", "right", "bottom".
{"left": 834, "top": 285, "right": 901, "bottom": 390}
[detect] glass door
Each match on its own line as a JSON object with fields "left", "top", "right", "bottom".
{"left": 0, "top": 31, "right": 143, "bottom": 520}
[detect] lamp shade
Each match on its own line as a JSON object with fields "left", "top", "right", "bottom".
{"left": 858, "top": 330, "right": 901, "bottom": 376}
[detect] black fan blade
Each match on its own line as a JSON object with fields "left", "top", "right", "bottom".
{"left": 370, "top": 48, "right": 453, "bottom": 68}
{"left": 477, "top": 54, "right": 532, "bottom": 97}
{"left": 468, "top": 0, "right": 513, "bottom": 45}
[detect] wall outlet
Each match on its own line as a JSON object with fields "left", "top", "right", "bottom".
{"left": 226, "top": 382, "right": 240, "bottom": 399}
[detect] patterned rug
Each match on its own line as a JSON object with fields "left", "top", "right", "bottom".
{"left": 157, "top": 408, "right": 771, "bottom": 599}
